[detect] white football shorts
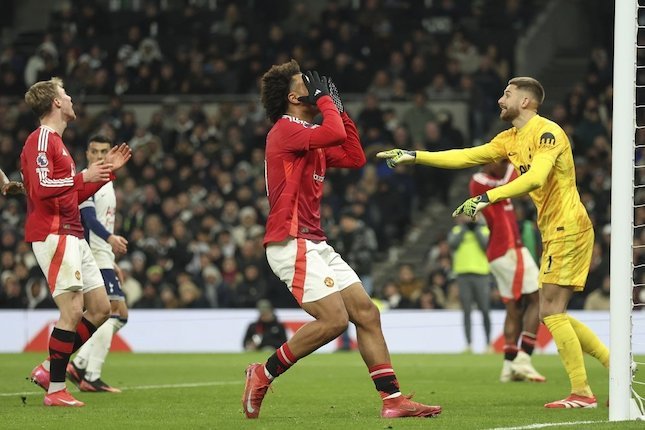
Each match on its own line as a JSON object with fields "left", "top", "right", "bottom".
{"left": 32, "top": 234, "right": 104, "bottom": 298}
{"left": 266, "top": 238, "right": 361, "bottom": 304}
{"left": 489, "top": 247, "right": 539, "bottom": 302}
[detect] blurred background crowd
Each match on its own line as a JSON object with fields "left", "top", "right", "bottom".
{"left": 0, "top": 0, "right": 631, "bottom": 312}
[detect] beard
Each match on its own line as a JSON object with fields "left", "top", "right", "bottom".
{"left": 499, "top": 105, "right": 519, "bottom": 122}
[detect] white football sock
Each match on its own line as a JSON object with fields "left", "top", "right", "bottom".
{"left": 84, "top": 317, "right": 119, "bottom": 381}
{"left": 73, "top": 337, "right": 94, "bottom": 370}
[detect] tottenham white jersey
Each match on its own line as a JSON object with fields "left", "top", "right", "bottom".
{"left": 79, "top": 180, "right": 116, "bottom": 268}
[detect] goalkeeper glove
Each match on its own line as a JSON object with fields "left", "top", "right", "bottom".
{"left": 298, "top": 71, "right": 329, "bottom": 105}
{"left": 375, "top": 149, "right": 416, "bottom": 168}
{"left": 452, "top": 193, "right": 490, "bottom": 219}
{"left": 327, "top": 77, "right": 344, "bottom": 113}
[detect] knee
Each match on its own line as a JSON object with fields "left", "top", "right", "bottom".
{"left": 91, "top": 298, "right": 111, "bottom": 325}
{"left": 352, "top": 301, "right": 381, "bottom": 328}
{"left": 323, "top": 313, "right": 349, "bottom": 339}
{"left": 61, "top": 305, "right": 84, "bottom": 325}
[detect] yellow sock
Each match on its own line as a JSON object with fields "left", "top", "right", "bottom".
{"left": 543, "top": 313, "right": 592, "bottom": 397}
{"left": 568, "top": 315, "right": 610, "bottom": 368}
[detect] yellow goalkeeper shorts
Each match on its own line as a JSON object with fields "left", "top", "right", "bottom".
{"left": 539, "top": 228, "right": 594, "bottom": 290}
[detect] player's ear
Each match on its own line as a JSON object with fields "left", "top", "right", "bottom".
{"left": 287, "top": 91, "right": 302, "bottom": 105}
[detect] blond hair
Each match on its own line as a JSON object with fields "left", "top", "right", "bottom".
{"left": 24, "top": 77, "right": 64, "bottom": 118}
{"left": 508, "top": 77, "right": 545, "bottom": 106}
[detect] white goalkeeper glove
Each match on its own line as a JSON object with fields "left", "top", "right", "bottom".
{"left": 452, "top": 193, "right": 490, "bottom": 219}
{"left": 375, "top": 149, "right": 416, "bottom": 168}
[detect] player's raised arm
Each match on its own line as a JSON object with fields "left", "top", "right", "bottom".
{"left": 323, "top": 78, "right": 366, "bottom": 169}
{"left": 299, "top": 71, "right": 347, "bottom": 149}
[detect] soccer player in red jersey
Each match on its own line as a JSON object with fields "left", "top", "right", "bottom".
{"left": 470, "top": 161, "right": 545, "bottom": 383}
{"left": 21, "top": 78, "right": 131, "bottom": 406}
{"left": 242, "top": 60, "right": 441, "bottom": 419}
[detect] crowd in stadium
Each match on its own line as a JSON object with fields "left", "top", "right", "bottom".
{"left": 0, "top": 0, "right": 626, "bottom": 311}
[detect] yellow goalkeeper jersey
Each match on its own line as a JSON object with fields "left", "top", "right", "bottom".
{"left": 416, "top": 114, "right": 592, "bottom": 241}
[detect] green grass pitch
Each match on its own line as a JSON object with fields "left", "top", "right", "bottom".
{"left": 1, "top": 352, "right": 643, "bottom": 429}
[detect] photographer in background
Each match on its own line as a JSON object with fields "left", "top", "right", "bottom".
{"left": 448, "top": 214, "right": 491, "bottom": 353}
{"left": 243, "top": 299, "right": 287, "bottom": 352}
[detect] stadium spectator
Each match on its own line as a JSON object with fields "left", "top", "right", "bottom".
{"left": 243, "top": 299, "right": 288, "bottom": 351}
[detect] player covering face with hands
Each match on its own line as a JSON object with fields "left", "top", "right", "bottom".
{"left": 242, "top": 60, "right": 441, "bottom": 419}
{"left": 377, "top": 77, "right": 609, "bottom": 409}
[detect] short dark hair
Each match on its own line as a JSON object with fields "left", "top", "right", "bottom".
{"left": 508, "top": 77, "right": 545, "bottom": 106}
{"left": 260, "top": 59, "right": 301, "bottom": 123}
{"left": 87, "top": 134, "right": 113, "bottom": 148}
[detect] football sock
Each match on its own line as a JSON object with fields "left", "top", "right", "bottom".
{"left": 503, "top": 344, "right": 519, "bottom": 361}
{"left": 85, "top": 317, "right": 120, "bottom": 381}
{"left": 264, "top": 343, "right": 297, "bottom": 379}
{"left": 72, "top": 317, "right": 97, "bottom": 352}
{"left": 543, "top": 313, "right": 592, "bottom": 397}
{"left": 369, "top": 363, "right": 401, "bottom": 399}
{"left": 520, "top": 331, "right": 537, "bottom": 356}
{"left": 568, "top": 315, "right": 609, "bottom": 368}
{"left": 48, "top": 327, "right": 75, "bottom": 394}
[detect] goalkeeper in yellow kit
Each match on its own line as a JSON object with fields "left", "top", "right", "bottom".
{"left": 377, "top": 77, "right": 609, "bottom": 409}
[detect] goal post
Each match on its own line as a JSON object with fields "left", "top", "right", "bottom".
{"left": 609, "top": 0, "right": 640, "bottom": 421}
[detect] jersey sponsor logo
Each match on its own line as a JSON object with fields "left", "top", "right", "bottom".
{"left": 324, "top": 277, "right": 335, "bottom": 288}
{"left": 519, "top": 164, "right": 531, "bottom": 174}
{"left": 539, "top": 132, "right": 556, "bottom": 146}
{"left": 313, "top": 172, "right": 325, "bottom": 182}
{"left": 36, "top": 152, "right": 48, "bottom": 168}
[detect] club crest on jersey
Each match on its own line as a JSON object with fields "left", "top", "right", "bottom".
{"left": 324, "top": 277, "right": 335, "bottom": 288}
{"left": 36, "top": 152, "right": 48, "bottom": 167}
{"left": 539, "top": 132, "right": 556, "bottom": 146}
{"left": 75, "top": 271, "right": 81, "bottom": 280}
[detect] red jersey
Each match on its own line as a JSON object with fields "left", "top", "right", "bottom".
{"left": 20, "top": 125, "right": 112, "bottom": 242}
{"left": 469, "top": 164, "right": 522, "bottom": 261}
{"left": 263, "top": 96, "right": 365, "bottom": 245}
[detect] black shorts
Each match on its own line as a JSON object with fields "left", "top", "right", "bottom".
{"left": 100, "top": 269, "right": 125, "bottom": 301}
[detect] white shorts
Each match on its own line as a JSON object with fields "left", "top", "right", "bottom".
{"left": 266, "top": 238, "right": 361, "bottom": 305}
{"left": 32, "top": 234, "right": 104, "bottom": 298}
{"left": 489, "top": 247, "right": 539, "bottom": 302}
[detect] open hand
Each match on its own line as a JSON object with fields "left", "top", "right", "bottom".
{"left": 105, "top": 143, "right": 132, "bottom": 172}
{"left": 376, "top": 149, "right": 416, "bottom": 168}
{"left": 83, "top": 161, "right": 113, "bottom": 182}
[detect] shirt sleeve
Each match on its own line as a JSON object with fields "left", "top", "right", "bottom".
{"left": 415, "top": 131, "right": 507, "bottom": 168}
{"left": 77, "top": 173, "right": 114, "bottom": 203}
{"left": 324, "top": 112, "right": 366, "bottom": 168}
{"left": 80, "top": 201, "right": 112, "bottom": 242}
{"left": 486, "top": 126, "right": 564, "bottom": 203}
{"left": 280, "top": 96, "right": 347, "bottom": 152}
{"left": 31, "top": 138, "right": 84, "bottom": 200}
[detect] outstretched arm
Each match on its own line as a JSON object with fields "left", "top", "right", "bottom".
{"left": 377, "top": 142, "right": 506, "bottom": 169}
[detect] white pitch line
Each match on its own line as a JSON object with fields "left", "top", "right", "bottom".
{"left": 0, "top": 380, "right": 241, "bottom": 397}
{"left": 487, "top": 420, "right": 605, "bottom": 430}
